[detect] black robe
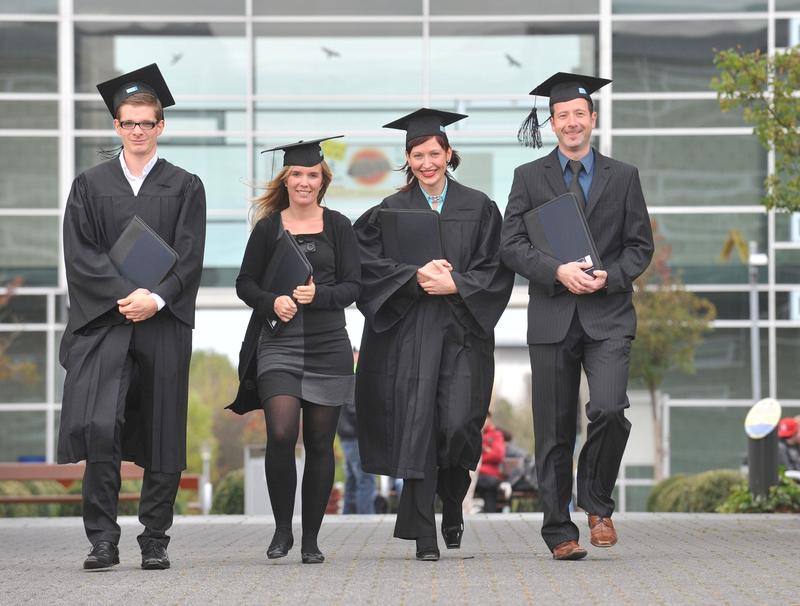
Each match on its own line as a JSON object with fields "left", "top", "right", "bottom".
{"left": 354, "top": 179, "right": 513, "bottom": 479}
{"left": 57, "top": 157, "right": 206, "bottom": 473}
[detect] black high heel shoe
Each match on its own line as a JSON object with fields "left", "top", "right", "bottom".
{"left": 267, "top": 529, "right": 294, "bottom": 559}
{"left": 301, "top": 550, "right": 325, "bottom": 564}
{"left": 441, "top": 521, "right": 464, "bottom": 549}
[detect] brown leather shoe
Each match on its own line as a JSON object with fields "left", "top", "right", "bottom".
{"left": 588, "top": 515, "right": 617, "bottom": 547}
{"left": 552, "top": 540, "right": 588, "bottom": 560}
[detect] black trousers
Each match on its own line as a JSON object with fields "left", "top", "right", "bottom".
{"left": 82, "top": 325, "right": 181, "bottom": 548}
{"left": 529, "top": 312, "right": 631, "bottom": 551}
{"left": 394, "top": 425, "right": 470, "bottom": 544}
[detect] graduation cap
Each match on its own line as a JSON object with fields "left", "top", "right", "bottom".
{"left": 383, "top": 108, "right": 468, "bottom": 145}
{"left": 518, "top": 72, "right": 611, "bottom": 149}
{"left": 260, "top": 136, "right": 344, "bottom": 167}
{"left": 96, "top": 63, "right": 175, "bottom": 118}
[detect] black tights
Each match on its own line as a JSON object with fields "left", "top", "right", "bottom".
{"left": 263, "top": 395, "right": 341, "bottom": 552}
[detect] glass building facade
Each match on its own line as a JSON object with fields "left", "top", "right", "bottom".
{"left": 2, "top": 1, "right": 799, "bottom": 506}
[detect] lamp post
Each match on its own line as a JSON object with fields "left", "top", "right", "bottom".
{"left": 747, "top": 240, "right": 767, "bottom": 402}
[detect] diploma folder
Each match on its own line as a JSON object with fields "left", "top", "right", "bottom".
{"left": 379, "top": 208, "right": 443, "bottom": 266}
{"left": 522, "top": 192, "right": 603, "bottom": 273}
{"left": 262, "top": 229, "right": 313, "bottom": 331}
{"left": 109, "top": 215, "right": 178, "bottom": 291}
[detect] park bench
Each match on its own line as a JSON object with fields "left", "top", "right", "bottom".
{"left": 0, "top": 462, "right": 201, "bottom": 508}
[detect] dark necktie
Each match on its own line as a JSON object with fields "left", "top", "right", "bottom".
{"left": 568, "top": 159, "right": 586, "bottom": 207}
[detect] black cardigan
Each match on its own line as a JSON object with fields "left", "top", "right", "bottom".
{"left": 227, "top": 207, "right": 361, "bottom": 414}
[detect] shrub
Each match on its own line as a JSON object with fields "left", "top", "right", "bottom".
{"left": 717, "top": 471, "right": 800, "bottom": 513}
{"left": 646, "top": 474, "right": 687, "bottom": 512}
{"left": 647, "top": 470, "right": 744, "bottom": 512}
{"left": 211, "top": 468, "right": 244, "bottom": 515}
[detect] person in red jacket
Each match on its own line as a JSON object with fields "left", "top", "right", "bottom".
{"left": 476, "top": 411, "right": 506, "bottom": 513}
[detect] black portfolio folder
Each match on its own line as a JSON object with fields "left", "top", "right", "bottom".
{"left": 109, "top": 215, "right": 178, "bottom": 291}
{"left": 379, "top": 208, "right": 443, "bottom": 266}
{"left": 522, "top": 192, "right": 603, "bottom": 273}
{"left": 262, "top": 229, "right": 313, "bottom": 331}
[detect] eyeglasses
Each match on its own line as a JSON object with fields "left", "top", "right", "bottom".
{"left": 118, "top": 120, "right": 159, "bottom": 131}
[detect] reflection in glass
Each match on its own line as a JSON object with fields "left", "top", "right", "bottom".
{"left": 0, "top": 218, "right": 59, "bottom": 287}
{"left": 614, "top": 0, "right": 766, "bottom": 12}
{"left": 0, "top": 333, "right": 47, "bottom": 403}
{"left": 255, "top": 102, "right": 419, "bottom": 133}
{"left": 0, "top": 101, "right": 58, "bottom": 129}
{"left": 430, "top": 22, "right": 597, "bottom": 96}
{"left": 255, "top": 23, "right": 423, "bottom": 97}
{"left": 432, "top": 0, "right": 598, "bottom": 14}
{"left": 670, "top": 407, "right": 751, "bottom": 473}
{"left": 776, "top": 0, "right": 800, "bottom": 9}
{"left": 0, "top": 138, "right": 58, "bottom": 209}
{"left": 75, "top": 0, "right": 245, "bottom": 14}
{"left": 775, "top": 250, "right": 800, "bottom": 284}
{"left": 613, "top": 99, "right": 746, "bottom": 129}
{"left": 696, "top": 292, "right": 768, "bottom": 321}
{"left": 612, "top": 136, "right": 766, "bottom": 207}
{"left": 0, "top": 412, "right": 46, "bottom": 462}
{"left": 255, "top": 0, "right": 421, "bottom": 15}
{"left": 203, "top": 220, "right": 249, "bottom": 288}
{"left": 777, "top": 330, "right": 800, "bottom": 399}
{"left": 74, "top": 22, "right": 247, "bottom": 96}
{"left": 0, "top": 0, "right": 56, "bottom": 12}
{"left": 647, "top": 213, "right": 765, "bottom": 284}
{"left": 0, "top": 23, "right": 58, "bottom": 92}
{"left": 76, "top": 100, "right": 247, "bottom": 132}
{"left": 0, "top": 295, "right": 47, "bottom": 324}
{"left": 613, "top": 21, "right": 767, "bottom": 92}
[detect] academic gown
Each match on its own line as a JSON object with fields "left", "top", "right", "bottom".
{"left": 354, "top": 179, "right": 513, "bottom": 480}
{"left": 57, "top": 157, "right": 206, "bottom": 473}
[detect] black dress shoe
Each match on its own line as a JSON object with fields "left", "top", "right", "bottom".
{"left": 267, "top": 530, "right": 294, "bottom": 559}
{"left": 441, "top": 521, "right": 464, "bottom": 549}
{"left": 141, "top": 543, "right": 170, "bottom": 570}
{"left": 301, "top": 551, "right": 325, "bottom": 564}
{"left": 83, "top": 541, "right": 119, "bottom": 570}
{"left": 415, "top": 548, "right": 440, "bottom": 562}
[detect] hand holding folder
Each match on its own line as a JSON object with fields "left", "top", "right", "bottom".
{"left": 522, "top": 193, "right": 602, "bottom": 275}
{"left": 109, "top": 215, "right": 178, "bottom": 291}
{"left": 261, "top": 229, "right": 313, "bottom": 332}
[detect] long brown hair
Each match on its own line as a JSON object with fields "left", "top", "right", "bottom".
{"left": 399, "top": 134, "right": 461, "bottom": 192}
{"left": 250, "top": 161, "right": 333, "bottom": 225}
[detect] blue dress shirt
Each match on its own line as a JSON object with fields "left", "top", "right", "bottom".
{"left": 557, "top": 148, "right": 594, "bottom": 202}
{"left": 419, "top": 178, "right": 448, "bottom": 213}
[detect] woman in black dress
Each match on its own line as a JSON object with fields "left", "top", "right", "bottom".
{"left": 228, "top": 136, "right": 360, "bottom": 564}
{"left": 354, "top": 109, "right": 514, "bottom": 560}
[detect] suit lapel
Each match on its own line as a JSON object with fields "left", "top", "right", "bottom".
{"left": 542, "top": 148, "right": 567, "bottom": 200}
{"left": 585, "top": 150, "right": 611, "bottom": 219}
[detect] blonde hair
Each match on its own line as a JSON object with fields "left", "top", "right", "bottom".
{"left": 250, "top": 161, "right": 333, "bottom": 225}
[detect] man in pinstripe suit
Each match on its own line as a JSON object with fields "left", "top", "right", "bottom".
{"left": 500, "top": 73, "right": 654, "bottom": 560}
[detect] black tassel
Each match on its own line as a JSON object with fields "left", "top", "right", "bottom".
{"left": 517, "top": 106, "right": 544, "bottom": 149}
{"left": 97, "top": 144, "right": 123, "bottom": 159}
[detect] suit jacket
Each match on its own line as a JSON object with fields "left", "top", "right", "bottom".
{"left": 501, "top": 147, "right": 654, "bottom": 345}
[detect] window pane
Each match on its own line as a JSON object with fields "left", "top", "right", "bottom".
{"left": 74, "top": 22, "right": 247, "bottom": 97}
{"left": 775, "top": 250, "right": 800, "bottom": 284}
{"left": 0, "top": 23, "right": 58, "bottom": 92}
{"left": 651, "top": 213, "right": 766, "bottom": 284}
{"left": 75, "top": 0, "right": 245, "bottom": 14}
{"left": 0, "top": 295, "right": 47, "bottom": 323}
{"left": 614, "top": 0, "right": 766, "bottom": 12}
{"left": 777, "top": 0, "right": 800, "bottom": 9}
{"left": 432, "top": 0, "right": 599, "bottom": 14}
{"left": 613, "top": 21, "right": 767, "bottom": 92}
{"left": 0, "top": 101, "right": 58, "bottom": 129}
{"left": 255, "top": 23, "right": 423, "bottom": 97}
{"left": 669, "top": 407, "right": 749, "bottom": 474}
{"left": 0, "top": 138, "right": 58, "bottom": 209}
{"left": 777, "top": 330, "right": 800, "bottom": 400}
{"left": 612, "top": 136, "right": 766, "bottom": 207}
{"left": 613, "top": 99, "right": 746, "bottom": 129}
{"left": 430, "top": 22, "right": 597, "bottom": 97}
{"left": 0, "top": 412, "right": 46, "bottom": 462}
{"left": 255, "top": 0, "right": 422, "bottom": 14}
{"left": 660, "top": 328, "right": 767, "bottom": 400}
{"left": 696, "top": 291, "right": 767, "bottom": 321}
{"left": 76, "top": 100, "right": 247, "bottom": 132}
{"left": 0, "top": 332, "right": 47, "bottom": 403}
{"left": 0, "top": 0, "right": 56, "bottom": 12}
{"left": 203, "top": 220, "right": 248, "bottom": 288}
{"left": 255, "top": 102, "right": 420, "bottom": 133}
{"left": 0, "top": 218, "right": 59, "bottom": 287}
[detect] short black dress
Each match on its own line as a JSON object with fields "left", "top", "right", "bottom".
{"left": 256, "top": 227, "right": 355, "bottom": 407}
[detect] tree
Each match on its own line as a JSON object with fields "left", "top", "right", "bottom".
{"left": 711, "top": 46, "right": 800, "bottom": 211}
{"left": 630, "top": 221, "right": 716, "bottom": 481}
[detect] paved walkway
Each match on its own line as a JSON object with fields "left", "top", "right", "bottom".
{"left": 2, "top": 513, "right": 797, "bottom": 605}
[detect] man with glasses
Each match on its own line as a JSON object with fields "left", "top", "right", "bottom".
{"left": 58, "top": 64, "right": 206, "bottom": 570}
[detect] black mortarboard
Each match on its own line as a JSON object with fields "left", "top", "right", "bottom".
{"left": 518, "top": 72, "right": 612, "bottom": 149}
{"left": 260, "top": 136, "right": 344, "bottom": 167}
{"left": 96, "top": 63, "right": 175, "bottom": 118}
{"left": 383, "top": 108, "right": 468, "bottom": 145}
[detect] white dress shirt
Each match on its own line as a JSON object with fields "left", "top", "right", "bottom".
{"left": 119, "top": 151, "right": 166, "bottom": 311}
